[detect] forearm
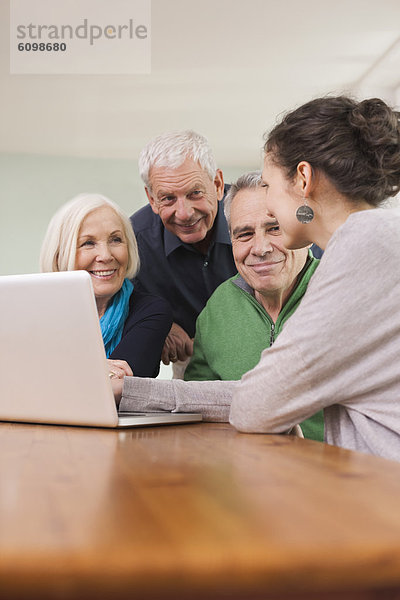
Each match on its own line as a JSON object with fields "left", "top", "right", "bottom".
{"left": 229, "top": 334, "right": 317, "bottom": 434}
{"left": 120, "top": 377, "right": 237, "bottom": 422}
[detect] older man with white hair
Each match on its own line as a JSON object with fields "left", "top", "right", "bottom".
{"left": 130, "top": 130, "right": 236, "bottom": 369}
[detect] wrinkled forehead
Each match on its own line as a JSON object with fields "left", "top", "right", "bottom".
{"left": 149, "top": 158, "right": 213, "bottom": 193}
{"left": 231, "top": 187, "right": 273, "bottom": 218}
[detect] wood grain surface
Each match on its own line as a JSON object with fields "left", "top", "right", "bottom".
{"left": 1, "top": 421, "right": 400, "bottom": 599}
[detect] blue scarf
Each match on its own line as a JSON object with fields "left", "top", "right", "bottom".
{"left": 100, "top": 278, "right": 133, "bottom": 358}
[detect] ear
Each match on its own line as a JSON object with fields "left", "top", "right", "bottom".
{"left": 213, "top": 169, "right": 225, "bottom": 201}
{"left": 296, "top": 161, "right": 313, "bottom": 197}
{"left": 145, "top": 187, "right": 159, "bottom": 215}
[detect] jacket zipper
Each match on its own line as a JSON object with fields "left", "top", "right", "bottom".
{"left": 269, "top": 322, "right": 275, "bottom": 346}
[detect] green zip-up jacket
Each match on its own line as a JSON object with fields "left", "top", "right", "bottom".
{"left": 185, "top": 253, "right": 323, "bottom": 441}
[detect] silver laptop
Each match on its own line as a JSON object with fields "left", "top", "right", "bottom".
{"left": 0, "top": 270, "right": 202, "bottom": 428}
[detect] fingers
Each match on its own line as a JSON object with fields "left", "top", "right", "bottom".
{"left": 161, "top": 324, "right": 193, "bottom": 364}
{"left": 161, "top": 335, "right": 174, "bottom": 365}
{"left": 111, "top": 360, "right": 133, "bottom": 376}
{"left": 107, "top": 359, "right": 133, "bottom": 378}
{"left": 185, "top": 338, "right": 194, "bottom": 357}
{"left": 161, "top": 345, "right": 171, "bottom": 365}
{"left": 168, "top": 337, "right": 188, "bottom": 362}
{"left": 175, "top": 342, "right": 188, "bottom": 362}
{"left": 161, "top": 339, "right": 180, "bottom": 364}
{"left": 166, "top": 333, "right": 184, "bottom": 362}
{"left": 108, "top": 368, "right": 125, "bottom": 379}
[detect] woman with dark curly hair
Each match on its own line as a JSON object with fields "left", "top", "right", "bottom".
{"left": 230, "top": 96, "right": 400, "bottom": 459}
{"left": 115, "top": 96, "right": 400, "bottom": 461}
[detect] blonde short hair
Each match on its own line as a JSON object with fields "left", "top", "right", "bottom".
{"left": 40, "top": 193, "right": 139, "bottom": 279}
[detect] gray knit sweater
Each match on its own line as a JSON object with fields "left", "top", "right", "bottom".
{"left": 121, "top": 208, "right": 400, "bottom": 461}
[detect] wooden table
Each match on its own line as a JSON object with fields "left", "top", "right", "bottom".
{"left": 1, "top": 421, "right": 400, "bottom": 600}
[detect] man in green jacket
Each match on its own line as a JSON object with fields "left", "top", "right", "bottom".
{"left": 185, "top": 171, "right": 323, "bottom": 441}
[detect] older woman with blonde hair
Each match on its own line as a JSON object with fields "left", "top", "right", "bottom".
{"left": 40, "top": 193, "right": 172, "bottom": 378}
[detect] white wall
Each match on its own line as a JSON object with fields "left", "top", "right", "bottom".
{"left": 0, "top": 152, "right": 249, "bottom": 275}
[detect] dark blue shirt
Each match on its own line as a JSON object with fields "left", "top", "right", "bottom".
{"left": 311, "top": 245, "right": 323, "bottom": 259}
{"left": 130, "top": 199, "right": 237, "bottom": 338}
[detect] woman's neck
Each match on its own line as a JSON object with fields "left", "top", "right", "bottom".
{"left": 309, "top": 187, "right": 373, "bottom": 251}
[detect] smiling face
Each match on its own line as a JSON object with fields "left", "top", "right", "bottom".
{"left": 230, "top": 187, "right": 308, "bottom": 303}
{"left": 146, "top": 157, "right": 224, "bottom": 245}
{"left": 75, "top": 206, "right": 129, "bottom": 316}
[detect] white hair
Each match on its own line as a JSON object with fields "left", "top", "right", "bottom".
{"left": 224, "top": 171, "right": 263, "bottom": 230}
{"left": 138, "top": 130, "right": 217, "bottom": 189}
{"left": 40, "top": 193, "right": 139, "bottom": 279}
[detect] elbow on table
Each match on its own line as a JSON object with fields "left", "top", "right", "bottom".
{"left": 228, "top": 404, "right": 283, "bottom": 434}
{"left": 229, "top": 382, "right": 296, "bottom": 434}
{"left": 229, "top": 389, "right": 294, "bottom": 433}
{"left": 229, "top": 411, "right": 295, "bottom": 434}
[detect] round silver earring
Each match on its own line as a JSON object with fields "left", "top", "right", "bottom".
{"left": 296, "top": 199, "right": 314, "bottom": 224}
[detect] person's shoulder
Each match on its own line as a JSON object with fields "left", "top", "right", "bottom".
{"left": 196, "top": 274, "right": 247, "bottom": 331}
{"left": 374, "top": 205, "right": 400, "bottom": 229}
{"left": 319, "top": 207, "right": 400, "bottom": 279}
{"left": 130, "top": 204, "right": 162, "bottom": 234}
{"left": 339, "top": 207, "right": 400, "bottom": 246}
{"left": 346, "top": 206, "right": 400, "bottom": 226}
{"left": 203, "top": 274, "right": 241, "bottom": 306}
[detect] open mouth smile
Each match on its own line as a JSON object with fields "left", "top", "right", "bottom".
{"left": 175, "top": 218, "right": 203, "bottom": 230}
{"left": 89, "top": 269, "right": 117, "bottom": 279}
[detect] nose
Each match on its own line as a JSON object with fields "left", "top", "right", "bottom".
{"left": 95, "top": 242, "right": 113, "bottom": 262}
{"left": 174, "top": 197, "right": 195, "bottom": 221}
{"left": 252, "top": 233, "right": 273, "bottom": 257}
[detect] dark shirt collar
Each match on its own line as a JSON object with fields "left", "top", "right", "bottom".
{"left": 233, "top": 274, "right": 255, "bottom": 296}
{"left": 163, "top": 195, "right": 231, "bottom": 257}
